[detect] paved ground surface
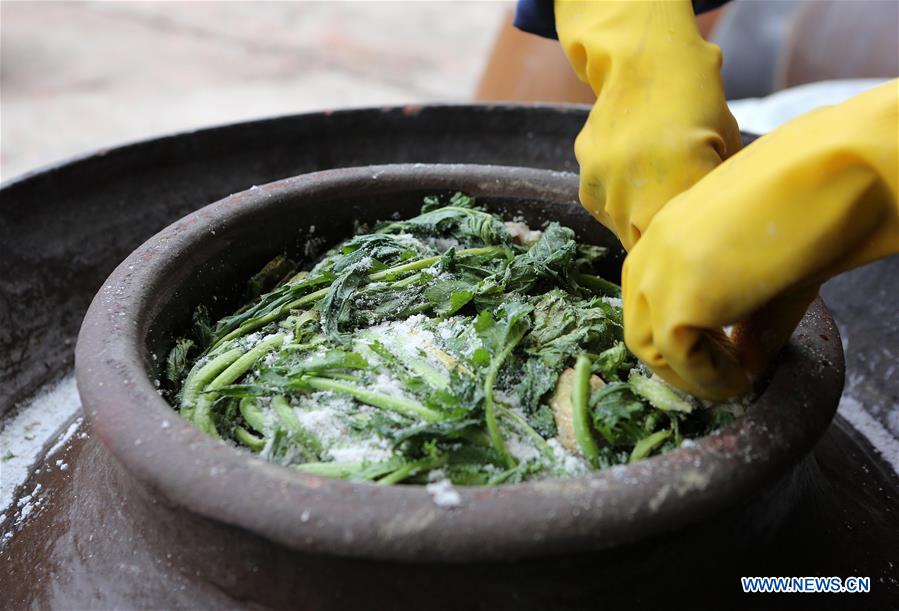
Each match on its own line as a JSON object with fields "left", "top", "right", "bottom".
{"left": 1, "top": 1, "right": 509, "bottom": 181}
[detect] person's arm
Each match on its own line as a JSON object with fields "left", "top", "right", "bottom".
{"left": 521, "top": 1, "right": 898, "bottom": 400}
{"left": 622, "top": 81, "right": 898, "bottom": 399}
{"left": 552, "top": 0, "right": 742, "bottom": 250}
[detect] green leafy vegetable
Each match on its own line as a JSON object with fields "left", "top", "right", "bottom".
{"left": 245, "top": 255, "right": 297, "bottom": 301}
{"left": 629, "top": 429, "right": 671, "bottom": 463}
{"left": 377, "top": 192, "right": 512, "bottom": 246}
{"left": 590, "top": 382, "right": 654, "bottom": 449}
{"left": 472, "top": 302, "right": 533, "bottom": 467}
{"left": 571, "top": 354, "right": 600, "bottom": 466}
{"left": 628, "top": 372, "right": 695, "bottom": 413}
{"left": 592, "top": 341, "right": 632, "bottom": 382}
{"left": 165, "top": 193, "right": 739, "bottom": 485}
{"left": 166, "top": 337, "right": 194, "bottom": 389}
{"left": 499, "top": 223, "right": 576, "bottom": 293}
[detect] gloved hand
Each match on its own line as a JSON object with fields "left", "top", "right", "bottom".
{"left": 622, "top": 81, "right": 899, "bottom": 400}
{"left": 554, "top": 0, "right": 742, "bottom": 250}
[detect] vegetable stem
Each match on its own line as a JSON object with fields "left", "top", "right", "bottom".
{"left": 235, "top": 426, "right": 265, "bottom": 452}
{"left": 216, "top": 292, "right": 326, "bottom": 345}
{"left": 572, "top": 272, "right": 621, "bottom": 297}
{"left": 367, "top": 246, "right": 503, "bottom": 282}
{"left": 272, "top": 395, "right": 322, "bottom": 458}
{"left": 207, "top": 335, "right": 284, "bottom": 391}
{"left": 191, "top": 393, "right": 220, "bottom": 437}
{"left": 376, "top": 454, "right": 448, "bottom": 485}
{"left": 295, "top": 460, "right": 404, "bottom": 481}
{"left": 361, "top": 335, "right": 450, "bottom": 390}
{"left": 629, "top": 429, "right": 670, "bottom": 462}
{"left": 239, "top": 397, "right": 266, "bottom": 433}
{"left": 304, "top": 377, "right": 443, "bottom": 422}
{"left": 186, "top": 337, "right": 283, "bottom": 436}
{"left": 572, "top": 354, "right": 601, "bottom": 466}
{"left": 216, "top": 247, "right": 504, "bottom": 346}
{"left": 484, "top": 339, "right": 522, "bottom": 469}
{"left": 495, "top": 405, "right": 554, "bottom": 460}
{"left": 180, "top": 348, "right": 244, "bottom": 412}
{"left": 294, "top": 461, "right": 361, "bottom": 479}
{"left": 628, "top": 372, "right": 694, "bottom": 413}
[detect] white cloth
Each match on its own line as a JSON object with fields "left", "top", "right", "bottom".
{"left": 727, "top": 79, "right": 889, "bottom": 134}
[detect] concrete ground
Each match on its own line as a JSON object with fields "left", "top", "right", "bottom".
{"left": 0, "top": 1, "right": 509, "bottom": 181}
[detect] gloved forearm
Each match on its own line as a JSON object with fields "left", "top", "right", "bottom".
{"left": 554, "top": 0, "right": 741, "bottom": 250}
{"left": 623, "top": 81, "right": 899, "bottom": 400}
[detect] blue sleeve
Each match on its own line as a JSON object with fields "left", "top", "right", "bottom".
{"left": 514, "top": 0, "right": 732, "bottom": 40}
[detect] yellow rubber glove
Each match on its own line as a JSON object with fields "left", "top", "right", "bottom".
{"left": 622, "top": 81, "right": 899, "bottom": 400}
{"left": 555, "top": 0, "right": 742, "bottom": 250}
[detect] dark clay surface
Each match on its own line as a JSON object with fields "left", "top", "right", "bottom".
{"left": 74, "top": 164, "right": 843, "bottom": 566}
{"left": 2, "top": 414, "right": 897, "bottom": 610}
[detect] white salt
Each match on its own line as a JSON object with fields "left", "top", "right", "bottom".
{"left": 505, "top": 221, "right": 543, "bottom": 245}
{"left": 425, "top": 479, "right": 462, "bottom": 508}
{"left": 327, "top": 441, "right": 392, "bottom": 464}
{"left": 839, "top": 394, "right": 899, "bottom": 475}
{"left": 0, "top": 375, "right": 81, "bottom": 517}
{"left": 369, "top": 372, "right": 411, "bottom": 400}
{"left": 506, "top": 434, "right": 542, "bottom": 464}
{"left": 494, "top": 390, "right": 522, "bottom": 411}
{"left": 429, "top": 237, "right": 461, "bottom": 252}
{"left": 295, "top": 408, "right": 347, "bottom": 447}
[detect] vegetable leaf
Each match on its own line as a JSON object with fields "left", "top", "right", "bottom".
{"left": 166, "top": 337, "right": 195, "bottom": 389}
{"left": 499, "top": 223, "right": 577, "bottom": 293}
{"left": 377, "top": 196, "right": 512, "bottom": 246}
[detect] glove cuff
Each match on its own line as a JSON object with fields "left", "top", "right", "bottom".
{"left": 555, "top": 0, "right": 713, "bottom": 93}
